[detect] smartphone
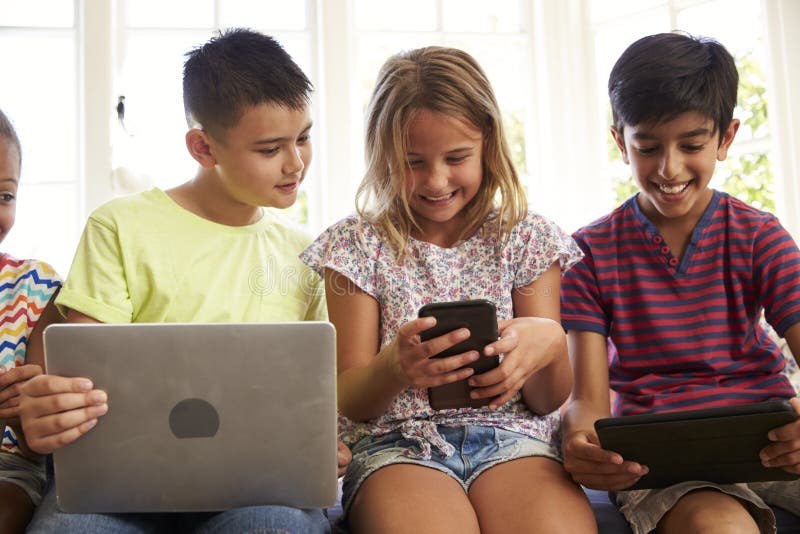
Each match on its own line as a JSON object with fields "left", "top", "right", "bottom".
{"left": 418, "top": 299, "right": 499, "bottom": 410}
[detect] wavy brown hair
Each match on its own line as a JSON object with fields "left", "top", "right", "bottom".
{"left": 356, "top": 46, "right": 527, "bottom": 259}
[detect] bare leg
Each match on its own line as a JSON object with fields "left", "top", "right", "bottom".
{"left": 469, "top": 457, "right": 597, "bottom": 534}
{"left": 348, "top": 464, "right": 480, "bottom": 534}
{"left": 658, "top": 490, "right": 760, "bottom": 534}
{"left": 0, "top": 482, "right": 35, "bottom": 534}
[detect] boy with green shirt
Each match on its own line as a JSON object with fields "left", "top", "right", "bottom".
{"left": 17, "top": 28, "right": 346, "bottom": 533}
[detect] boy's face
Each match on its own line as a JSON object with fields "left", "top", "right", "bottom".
{"left": 611, "top": 111, "right": 739, "bottom": 226}
{"left": 0, "top": 138, "right": 19, "bottom": 243}
{"left": 207, "top": 103, "right": 312, "bottom": 210}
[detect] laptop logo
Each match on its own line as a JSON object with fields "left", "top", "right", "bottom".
{"left": 169, "top": 398, "right": 220, "bottom": 439}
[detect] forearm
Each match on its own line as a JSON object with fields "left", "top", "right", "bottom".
{"left": 562, "top": 397, "right": 611, "bottom": 439}
{"left": 338, "top": 350, "right": 407, "bottom": 422}
{"left": 521, "top": 331, "right": 572, "bottom": 414}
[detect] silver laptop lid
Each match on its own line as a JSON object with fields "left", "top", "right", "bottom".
{"left": 44, "top": 322, "right": 337, "bottom": 513}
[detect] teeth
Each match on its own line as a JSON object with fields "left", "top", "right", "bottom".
{"left": 658, "top": 183, "right": 688, "bottom": 194}
{"left": 424, "top": 192, "right": 454, "bottom": 201}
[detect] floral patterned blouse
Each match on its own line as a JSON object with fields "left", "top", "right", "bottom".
{"left": 301, "top": 211, "right": 583, "bottom": 459}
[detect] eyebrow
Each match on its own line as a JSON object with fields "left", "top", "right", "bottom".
{"left": 632, "top": 127, "right": 712, "bottom": 140}
{"left": 407, "top": 146, "right": 475, "bottom": 156}
{"left": 252, "top": 122, "right": 313, "bottom": 145}
{"left": 0, "top": 177, "right": 18, "bottom": 185}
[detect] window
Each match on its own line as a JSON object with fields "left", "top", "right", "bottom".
{"left": 0, "top": 0, "right": 80, "bottom": 275}
{"left": 0, "top": 0, "right": 797, "bottom": 279}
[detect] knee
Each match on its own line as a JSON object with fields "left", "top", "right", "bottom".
{"left": 660, "top": 493, "right": 759, "bottom": 534}
{"left": 0, "top": 482, "right": 35, "bottom": 533}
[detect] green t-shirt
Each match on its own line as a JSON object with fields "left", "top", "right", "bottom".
{"left": 57, "top": 188, "right": 326, "bottom": 324}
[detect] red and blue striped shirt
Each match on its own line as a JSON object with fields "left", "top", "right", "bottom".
{"left": 562, "top": 190, "right": 800, "bottom": 416}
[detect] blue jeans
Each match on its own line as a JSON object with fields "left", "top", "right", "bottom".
{"left": 27, "top": 478, "right": 330, "bottom": 534}
{"left": 341, "top": 425, "right": 560, "bottom": 518}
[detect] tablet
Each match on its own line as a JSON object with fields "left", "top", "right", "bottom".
{"left": 595, "top": 399, "right": 799, "bottom": 490}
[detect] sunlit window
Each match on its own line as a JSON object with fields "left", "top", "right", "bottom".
{"left": 0, "top": 0, "right": 80, "bottom": 276}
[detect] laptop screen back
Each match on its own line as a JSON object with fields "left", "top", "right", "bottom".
{"left": 44, "top": 322, "right": 338, "bottom": 513}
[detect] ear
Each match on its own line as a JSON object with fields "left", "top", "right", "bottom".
{"left": 185, "top": 129, "right": 216, "bottom": 168}
{"left": 610, "top": 126, "right": 629, "bottom": 164}
{"left": 716, "top": 119, "right": 740, "bottom": 161}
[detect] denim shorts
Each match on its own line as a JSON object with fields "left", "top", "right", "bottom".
{"left": 341, "top": 424, "right": 559, "bottom": 518}
{"left": 0, "top": 451, "right": 46, "bottom": 505}
{"left": 616, "top": 479, "right": 800, "bottom": 534}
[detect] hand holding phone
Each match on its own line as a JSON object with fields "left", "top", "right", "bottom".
{"left": 418, "top": 299, "right": 499, "bottom": 410}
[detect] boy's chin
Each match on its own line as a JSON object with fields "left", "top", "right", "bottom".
{"left": 262, "top": 195, "right": 298, "bottom": 210}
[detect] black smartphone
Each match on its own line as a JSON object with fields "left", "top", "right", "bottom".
{"left": 418, "top": 299, "right": 499, "bottom": 410}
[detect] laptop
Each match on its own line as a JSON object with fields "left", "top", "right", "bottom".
{"left": 43, "top": 322, "right": 338, "bottom": 513}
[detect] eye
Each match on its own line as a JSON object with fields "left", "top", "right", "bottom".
{"left": 297, "top": 134, "right": 311, "bottom": 144}
{"left": 258, "top": 147, "right": 280, "bottom": 156}
{"left": 447, "top": 155, "right": 468, "bottom": 164}
{"left": 407, "top": 160, "right": 424, "bottom": 169}
{"left": 0, "top": 193, "right": 15, "bottom": 202}
{"left": 683, "top": 144, "right": 705, "bottom": 152}
{"left": 634, "top": 146, "right": 658, "bottom": 155}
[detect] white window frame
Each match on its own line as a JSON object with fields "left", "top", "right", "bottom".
{"left": 76, "top": 0, "right": 799, "bottom": 240}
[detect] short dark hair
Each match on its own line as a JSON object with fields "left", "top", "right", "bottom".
{"left": 182, "top": 28, "right": 312, "bottom": 138}
{"left": 608, "top": 32, "right": 738, "bottom": 142}
{"left": 0, "top": 108, "right": 21, "bottom": 173}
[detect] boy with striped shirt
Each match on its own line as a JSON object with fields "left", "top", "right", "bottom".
{"left": 561, "top": 32, "right": 800, "bottom": 534}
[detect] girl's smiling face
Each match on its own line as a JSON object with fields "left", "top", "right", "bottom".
{"left": 404, "top": 109, "right": 484, "bottom": 247}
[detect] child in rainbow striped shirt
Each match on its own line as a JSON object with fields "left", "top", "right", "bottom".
{"left": 0, "top": 108, "right": 62, "bottom": 533}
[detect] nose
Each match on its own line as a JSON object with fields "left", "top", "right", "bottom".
{"left": 421, "top": 162, "right": 448, "bottom": 191}
{"left": 283, "top": 146, "right": 305, "bottom": 176}
{"left": 658, "top": 147, "right": 682, "bottom": 181}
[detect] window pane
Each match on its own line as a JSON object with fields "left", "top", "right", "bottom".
{"left": 442, "top": 0, "right": 522, "bottom": 33}
{"left": 0, "top": 31, "right": 78, "bottom": 182}
{"left": 0, "top": 0, "right": 74, "bottom": 27}
{"left": 220, "top": 0, "right": 306, "bottom": 31}
{"left": 125, "top": 0, "right": 214, "bottom": 29}
{"left": 676, "top": 0, "right": 761, "bottom": 51}
{"left": 589, "top": 0, "right": 665, "bottom": 25}
{"left": 117, "top": 31, "right": 212, "bottom": 190}
{"left": 354, "top": 0, "right": 437, "bottom": 31}
{"left": 2, "top": 182, "right": 79, "bottom": 277}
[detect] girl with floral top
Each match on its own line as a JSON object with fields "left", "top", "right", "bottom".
{"left": 301, "top": 46, "right": 596, "bottom": 534}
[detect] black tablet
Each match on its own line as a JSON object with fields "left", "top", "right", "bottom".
{"left": 595, "top": 399, "right": 799, "bottom": 490}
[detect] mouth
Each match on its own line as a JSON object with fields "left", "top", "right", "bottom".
{"left": 419, "top": 191, "right": 456, "bottom": 203}
{"left": 655, "top": 181, "right": 691, "bottom": 195}
{"left": 276, "top": 181, "right": 299, "bottom": 193}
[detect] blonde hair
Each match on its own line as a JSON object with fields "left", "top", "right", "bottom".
{"left": 356, "top": 46, "right": 527, "bottom": 259}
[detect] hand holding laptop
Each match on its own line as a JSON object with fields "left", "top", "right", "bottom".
{"left": 18, "top": 374, "right": 108, "bottom": 455}
{"left": 0, "top": 364, "right": 45, "bottom": 431}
